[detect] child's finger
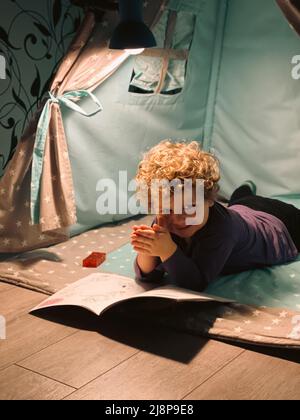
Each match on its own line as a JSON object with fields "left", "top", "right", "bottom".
{"left": 131, "top": 237, "right": 152, "bottom": 248}
{"left": 152, "top": 223, "right": 168, "bottom": 233}
{"left": 132, "top": 224, "right": 152, "bottom": 231}
{"left": 132, "top": 241, "right": 151, "bottom": 252}
{"left": 131, "top": 234, "right": 148, "bottom": 242}
{"left": 131, "top": 232, "right": 152, "bottom": 240}
{"left": 134, "top": 230, "right": 156, "bottom": 239}
{"left": 133, "top": 246, "right": 151, "bottom": 254}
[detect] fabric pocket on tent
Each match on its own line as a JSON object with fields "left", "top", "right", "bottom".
{"left": 116, "top": 8, "right": 197, "bottom": 106}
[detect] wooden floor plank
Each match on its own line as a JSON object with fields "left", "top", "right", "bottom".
{"left": 0, "top": 365, "right": 74, "bottom": 400}
{"left": 0, "top": 287, "right": 45, "bottom": 323}
{"left": 0, "top": 313, "right": 77, "bottom": 371}
{"left": 64, "top": 338, "right": 243, "bottom": 400}
{"left": 0, "top": 282, "right": 13, "bottom": 293}
{"left": 3, "top": 284, "right": 300, "bottom": 400}
{"left": 184, "top": 349, "right": 300, "bottom": 400}
{"left": 18, "top": 329, "right": 141, "bottom": 388}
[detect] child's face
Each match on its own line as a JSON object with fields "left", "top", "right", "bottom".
{"left": 156, "top": 190, "right": 214, "bottom": 238}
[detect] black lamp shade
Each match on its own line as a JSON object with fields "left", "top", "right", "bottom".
{"left": 109, "top": 0, "right": 157, "bottom": 50}
{"left": 109, "top": 21, "right": 156, "bottom": 49}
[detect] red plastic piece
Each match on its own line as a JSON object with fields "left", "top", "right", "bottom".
{"left": 82, "top": 252, "right": 106, "bottom": 268}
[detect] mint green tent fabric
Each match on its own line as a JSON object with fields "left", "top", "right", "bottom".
{"left": 129, "top": 10, "right": 195, "bottom": 93}
{"left": 63, "top": 0, "right": 218, "bottom": 236}
{"left": 60, "top": 0, "right": 300, "bottom": 236}
{"left": 210, "top": 0, "right": 300, "bottom": 198}
{"left": 101, "top": 242, "right": 300, "bottom": 310}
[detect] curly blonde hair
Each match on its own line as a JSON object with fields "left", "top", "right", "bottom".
{"left": 135, "top": 140, "right": 220, "bottom": 203}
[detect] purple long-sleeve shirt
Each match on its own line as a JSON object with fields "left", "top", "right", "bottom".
{"left": 134, "top": 202, "right": 299, "bottom": 292}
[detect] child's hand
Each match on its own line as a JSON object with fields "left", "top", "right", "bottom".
{"left": 131, "top": 220, "right": 177, "bottom": 262}
{"left": 130, "top": 224, "right": 155, "bottom": 254}
{"left": 132, "top": 224, "right": 152, "bottom": 231}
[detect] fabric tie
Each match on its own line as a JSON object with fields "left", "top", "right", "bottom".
{"left": 30, "top": 90, "right": 103, "bottom": 225}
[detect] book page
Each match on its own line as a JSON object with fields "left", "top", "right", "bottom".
{"left": 31, "top": 272, "right": 156, "bottom": 315}
{"left": 31, "top": 272, "right": 234, "bottom": 316}
{"left": 138, "top": 285, "right": 234, "bottom": 303}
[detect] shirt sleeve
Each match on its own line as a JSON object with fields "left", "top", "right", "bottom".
{"left": 160, "top": 246, "right": 206, "bottom": 290}
{"left": 161, "top": 231, "right": 236, "bottom": 292}
{"left": 134, "top": 256, "right": 165, "bottom": 283}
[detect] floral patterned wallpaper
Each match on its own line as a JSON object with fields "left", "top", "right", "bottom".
{"left": 0, "top": 0, "right": 83, "bottom": 176}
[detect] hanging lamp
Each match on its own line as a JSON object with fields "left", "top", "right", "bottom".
{"left": 109, "top": 0, "right": 157, "bottom": 54}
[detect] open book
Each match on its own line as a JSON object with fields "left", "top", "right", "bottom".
{"left": 31, "top": 272, "right": 234, "bottom": 316}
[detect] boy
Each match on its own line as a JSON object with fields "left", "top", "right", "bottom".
{"left": 131, "top": 140, "right": 299, "bottom": 292}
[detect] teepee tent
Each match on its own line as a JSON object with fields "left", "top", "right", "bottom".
{"left": 0, "top": 1, "right": 166, "bottom": 252}
{"left": 1, "top": 0, "right": 299, "bottom": 254}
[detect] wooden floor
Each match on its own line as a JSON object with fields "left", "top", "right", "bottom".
{"left": 1, "top": 281, "right": 300, "bottom": 400}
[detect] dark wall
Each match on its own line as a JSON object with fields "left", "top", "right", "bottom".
{"left": 0, "top": 0, "right": 82, "bottom": 176}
